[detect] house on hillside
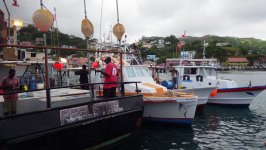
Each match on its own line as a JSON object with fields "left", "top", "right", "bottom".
{"left": 254, "top": 56, "right": 266, "bottom": 68}
{"left": 157, "top": 39, "right": 165, "bottom": 48}
{"left": 144, "top": 60, "right": 157, "bottom": 66}
{"left": 216, "top": 42, "right": 231, "bottom": 47}
{"left": 225, "top": 57, "right": 249, "bottom": 68}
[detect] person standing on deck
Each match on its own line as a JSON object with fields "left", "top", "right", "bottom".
{"left": 97, "top": 57, "right": 119, "bottom": 98}
{"left": 2, "top": 69, "right": 20, "bottom": 115}
{"left": 169, "top": 64, "right": 178, "bottom": 89}
{"left": 75, "top": 65, "right": 89, "bottom": 89}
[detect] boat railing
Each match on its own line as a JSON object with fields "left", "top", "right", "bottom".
{"left": 0, "top": 81, "right": 141, "bottom": 117}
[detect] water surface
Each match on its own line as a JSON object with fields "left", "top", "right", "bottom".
{"left": 115, "top": 71, "right": 266, "bottom": 149}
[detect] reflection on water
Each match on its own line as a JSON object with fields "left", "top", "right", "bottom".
{"left": 117, "top": 123, "right": 199, "bottom": 150}
{"left": 115, "top": 72, "right": 266, "bottom": 150}
{"left": 193, "top": 106, "right": 266, "bottom": 149}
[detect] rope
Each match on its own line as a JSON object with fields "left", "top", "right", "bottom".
{"left": 99, "top": 0, "right": 104, "bottom": 42}
{"left": 83, "top": 0, "right": 87, "bottom": 19}
{"left": 116, "top": 0, "right": 120, "bottom": 23}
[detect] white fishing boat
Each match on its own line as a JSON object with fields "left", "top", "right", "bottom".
{"left": 94, "top": 64, "right": 198, "bottom": 125}
{"left": 174, "top": 64, "right": 266, "bottom": 107}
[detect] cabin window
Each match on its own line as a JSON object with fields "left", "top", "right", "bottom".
{"left": 135, "top": 67, "right": 144, "bottom": 77}
{"left": 205, "top": 68, "right": 216, "bottom": 76}
{"left": 199, "top": 68, "right": 205, "bottom": 76}
{"left": 184, "top": 68, "right": 191, "bottom": 74}
{"left": 211, "top": 68, "right": 217, "bottom": 76}
{"left": 126, "top": 68, "right": 136, "bottom": 78}
{"left": 142, "top": 67, "right": 151, "bottom": 77}
{"left": 191, "top": 68, "right": 197, "bottom": 75}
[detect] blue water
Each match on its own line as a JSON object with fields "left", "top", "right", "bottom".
{"left": 115, "top": 71, "right": 266, "bottom": 149}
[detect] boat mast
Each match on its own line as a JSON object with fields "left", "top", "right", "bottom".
{"left": 41, "top": 0, "right": 51, "bottom": 108}
{"left": 203, "top": 39, "right": 206, "bottom": 59}
{"left": 3, "top": 0, "right": 11, "bottom": 44}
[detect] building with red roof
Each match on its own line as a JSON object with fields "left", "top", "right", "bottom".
{"left": 225, "top": 57, "right": 249, "bottom": 68}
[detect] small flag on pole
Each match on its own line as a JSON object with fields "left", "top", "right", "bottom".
{"left": 12, "top": 0, "right": 19, "bottom": 7}
{"left": 181, "top": 30, "right": 186, "bottom": 38}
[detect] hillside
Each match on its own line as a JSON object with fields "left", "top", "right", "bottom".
{"left": 138, "top": 35, "right": 266, "bottom": 64}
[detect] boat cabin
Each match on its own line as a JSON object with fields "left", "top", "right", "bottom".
{"left": 174, "top": 65, "right": 237, "bottom": 89}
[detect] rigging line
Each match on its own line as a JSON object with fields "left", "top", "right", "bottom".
{"left": 99, "top": 0, "right": 104, "bottom": 42}
{"left": 54, "top": 6, "right": 60, "bottom": 57}
{"left": 83, "top": 0, "right": 87, "bottom": 19}
{"left": 116, "top": 0, "right": 119, "bottom": 23}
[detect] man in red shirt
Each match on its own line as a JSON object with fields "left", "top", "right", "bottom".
{"left": 2, "top": 69, "right": 19, "bottom": 115}
{"left": 97, "top": 57, "right": 119, "bottom": 98}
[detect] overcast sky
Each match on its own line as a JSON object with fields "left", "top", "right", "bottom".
{"left": 1, "top": 0, "right": 266, "bottom": 43}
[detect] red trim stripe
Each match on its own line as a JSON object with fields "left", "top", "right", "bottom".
{"left": 218, "top": 86, "right": 266, "bottom": 93}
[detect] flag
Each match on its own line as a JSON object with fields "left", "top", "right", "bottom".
{"left": 12, "top": 0, "right": 19, "bottom": 7}
{"left": 181, "top": 30, "right": 186, "bottom": 38}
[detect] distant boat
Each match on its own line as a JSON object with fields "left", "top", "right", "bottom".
{"left": 174, "top": 64, "right": 266, "bottom": 107}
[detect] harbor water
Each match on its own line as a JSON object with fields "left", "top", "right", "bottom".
{"left": 115, "top": 71, "right": 266, "bottom": 149}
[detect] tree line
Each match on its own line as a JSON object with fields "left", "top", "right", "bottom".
{"left": 139, "top": 35, "right": 266, "bottom": 65}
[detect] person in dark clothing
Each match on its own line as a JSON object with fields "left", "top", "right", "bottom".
{"left": 75, "top": 65, "right": 89, "bottom": 89}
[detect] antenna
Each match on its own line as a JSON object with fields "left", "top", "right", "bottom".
{"left": 202, "top": 37, "right": 209, "bottom": 59}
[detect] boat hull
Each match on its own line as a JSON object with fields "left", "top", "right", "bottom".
{"left": 0, "top": 95, "right": 144, "bottom": 150}
{"left": 177, "top": 87, "right": 215, "bottom": 112}
{"left": 143, "top": 97, "right": 197, "bottom": 125}
{"left": 208, "top": 86, "right": 266, "bottom": 106}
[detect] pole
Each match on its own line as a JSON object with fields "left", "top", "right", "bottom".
{"left": 119, "top": 52, "right": 124, "bottom": 97}
{"left": 3, "top": 0, "right": 11, "bottom": 44}
{"left": 87, "top": 38, "right": 93, "bottom": 98}
{"left": 44, "top": 32, "right": 51, "bottom": 108}
{"left": 40, "top": 0, "right": 51, "bottom": 108}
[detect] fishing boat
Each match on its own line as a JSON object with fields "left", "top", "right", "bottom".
{"left": 174, "top": 62, "right": 266, "bottom": 107}
{"left": 94, "top": 64, "right": 198, "bottom": 125}
{"left": 0, "top": 0, "right": 144, "bottom": 148}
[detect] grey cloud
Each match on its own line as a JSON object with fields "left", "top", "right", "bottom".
{"left": 1, "top": 0, "right": 266, "bottom": 43}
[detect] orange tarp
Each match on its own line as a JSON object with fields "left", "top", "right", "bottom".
{"left": 142, "top": 83, "right": 165, "bottom": 94}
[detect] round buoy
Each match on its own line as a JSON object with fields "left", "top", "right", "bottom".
{"left": 92, "top": 62, "right": 99, "bottom": 68}
{"left": 210, "top": 88, "right": 218, "bottom": 97}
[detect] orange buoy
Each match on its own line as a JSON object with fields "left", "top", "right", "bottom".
{"left": 92, "top": 62, "right": 99, "bottom": 68}
{"left": 32, "top": 9, "right": 54, "bottom": 32}
{"left": 210, "top": 88, "right": 218, "bottom": 97}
